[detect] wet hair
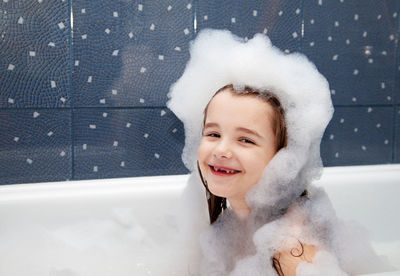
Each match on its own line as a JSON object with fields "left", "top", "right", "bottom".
{"left": 198, "top": 84, "right": 288, "bottom": 224}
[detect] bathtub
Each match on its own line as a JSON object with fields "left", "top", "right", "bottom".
{"left": 0, "top": 164, "right": 399, "bottom": 276}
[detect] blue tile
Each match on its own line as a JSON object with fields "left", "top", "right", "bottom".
{"left": 321, "top": 106, "right": 394, "bottom": 166}
{"left": 196, "top": 0, "right": 302, "bottom": 53}
{"left": 0, "top": 0, "right": 70, "bottom": 108}
{"left": 395, "top": 105, "right": 400, "bottom": 163}
{"left": 73, "top": 108, "right": 187, "bottom": 179}
{"left": 303, "top": 0, "right": 399, "bottom": 105}
{"left": 0, "top": 109, "right": 72, "bottom": 184}
{"left": 72, "top": 0, "right": 194, "bottom": 107}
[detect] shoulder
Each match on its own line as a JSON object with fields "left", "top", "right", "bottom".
{"left": 273, "top": 242, "right": 317, "bottom": 276}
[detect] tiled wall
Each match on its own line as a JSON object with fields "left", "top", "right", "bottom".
{"left": 0, "top": 0, "right": 399, "bottom": 185}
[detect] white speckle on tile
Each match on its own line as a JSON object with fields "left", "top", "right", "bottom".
{"left": 51, "top": 80, "right": 56, "bottom": 88}
{"left": 332, "top": 54, "right": 338, "bottom": 61}
{"left": 253, "top": 10, "right": 258, "bottom": 17}
{"left": 231, "top": 17, "right": 236, "bottom": 23}
{"left": 47, "top": 131, "right": 54, "bottom": 136}
{"left": 48, "top": 42, "right": 55, "bottom": 47}
{"left": 204, "top": 15, "right": 208, "bottom": 20}
{"left": 309, "top": 41, "right": 315, "bottom": 47}
{"left": 93, "top": 166, "right": 98, "bottom": 172}
{"left": 331, "top": 89, "right": 335, "bottom": 95}
{"left": 334, "top": 21, "right": 339, "bottom": 27}
{"left": 310, "top": 19, "right": 315, "bottom": 24}
{"left": 354, "top": 128, "right": 358, "bottom": 133}
{"left": 328, "top": 36, "right": 332, "bottom": 41}
{"left": 144, "top": 133, "right": 149, "bottom": 138}
{"left": 8, "top": 98, "right": 14, "bottom": 104}
{"left": 367, "top": 107, "right": 373, "bottom": 113}
{"left": 83, "top": 144, "right": 87, "bottom": 150}
{"left": 284, "top": 49, "right": 290, "bottom": 54}
{"left": 102, "top": 112, "right": 108, "bottom": 117}
{"left": 27, "top": 158, "right": 33, "bottom": 164}
{"left": 278, "top": 10, "right": 283, "bottom": 16}
{"left": 128, "top": 32, "right": 133, "bottom": 39}
{"left": 167, "top": 5, "right": 172, "bottom": 11}
{"left": 139, "top": 98, "right": 145, "bottom": 103}
{"left": 87, "top": 76, "right": 92, "bottom": 83}
{"left": 140, "top": 67, "right": 146, "bottom": 73}
{"left": 58, "top": 22, "right": 65, "bottom": 29}
{"left": 175, "top": 46, "right": 181, "bottom": 51}
{"left": 150, "top": 23, "right": 155, "bottom": 31}
{"left": 382, "top": 51, "right": 387, "bottom": 56}
{"left": 368, "top": 58, "right": 373, "bottom": 64}
{"left": 187, "top": 3, "right": 192, "bottom": 9}
{"left": 160, "top": 110, "right": 166, "bottom": 116}
{"left": 111, "top": 89, "right": 117, "bottom": 95}
{"left": 81, "top": 8, "right": 86, "bottom": 14}
{"left": 112, "top": 50, "right": 119, "bottom": 56}
{"left": 14, "top": 137, "right": 19, "bottom": 142}
{"left": 361, "top": 145, "right": 367, "bottom": 151}
{"left": 154, "top": 153, "right": 160, "bottom": 159}
{"left": 387, "top": 96, "right": 392, "bottom": 101}
{"left": 120, "top": 161, "right": 125, "bottom": 167}
{"left": 89, "top": 124, "right": 96, "bottom": 129}
{"left": 376, "top": 123, "right": 381, "bottom": 128}
{"left": 105, "top": 28, "right": 111, "bottom": 34}
{"left": 172, "top": 128, "right": 177, "bottom": 133}
{"left": 362, "top": 31, "right": 367, "bottom": 37}
{"left": 60, "top": 97, "right": 66, "bottom": 103}
{"left": 393, "top": 12, "right": 398, "bottom": 18}
{"left": 158, "top": 55, "right": 164, "bottom": 60}
{"left": 340, "top": 118, "right": 345, "bottom": 123}
{"left": 329, "top": 134, "right": 334, "bottom": 140}
{"left": 354, "top": 14, "right": 359, "bottom": 21}
{"left": 292, "top": 32, "right": 298, "bottom": 38}
{"left": 126, "top": 122, "right": 131, "bottom": 128}
{"left": 7, "top": 64, "right": 15, "bottom": 71}
{"left": 184, "top": 28, "right": 190, "bottom": 35}
{"left": 318, "top": 0, "right": 323, "bottom": 5}
{"left": 295, "top": 8, "right": 300, "bottom": 15}
{"left": 377, "top": 14, "right": 382, "bottom": 20}
{"left": 389, "top": 34, "right": 395, "bottom": 41}
{"left": 263, "top": 28, "right": 268, "bottom": 34}
{"left": 346, "top": 39, "right": 350, "bottom": 45}
{"left": 335, "top": 152, "right": 339, "bottom": 158}
{"left": 60, "top": 151, "right": 66, "bottom": 157}
{"left": 353, "top": 69, "right": 359, "bottom": 75}
{"left": 75, "top": 60, "right": 79, "bottom": 66}
{"left": 29, "top": 51, "right": 36, "bottom": 57}
{"left": 18, "top": 17, "right": 24, "bottom": 24}
{"left": 33, "top": 111, "right": 40, "bottom": 118}
{"left": 113, "top": 141, "right": 118, "bottom": 147}
{"left": 384, "top": 139, "right": 389, "bottom": 145}
{"left": 381, "top": 82, "right": 386, "bottom": 89}
{"left": 113, "top": 11, "right": 119, "bottom": 17}
{"left": 82, "top": 34, "right": 87, "bottom": 39}
{"left": 352, "top": 97, "right": 357, "bottom": 102}
{"left": 138, "top": 4, "right": 143, "bottom": 11}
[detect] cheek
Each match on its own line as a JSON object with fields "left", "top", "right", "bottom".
{"left": 197, "top": 140, "right": 208, "bottom": 162}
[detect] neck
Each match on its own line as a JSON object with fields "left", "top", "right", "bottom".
{"left": 228, "top": 198, "right": 251, "bottom": 220}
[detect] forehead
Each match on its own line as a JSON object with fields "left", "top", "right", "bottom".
{"left": 206, "top": 90, "right": 274, "bottom": 126}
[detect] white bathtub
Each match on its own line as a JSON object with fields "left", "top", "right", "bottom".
{"left": 0, "top": 164, "right": 399, "bottom": 276}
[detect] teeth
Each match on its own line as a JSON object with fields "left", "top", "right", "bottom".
{"left": 214, "top": 166, "right": 236, "bottom": 173}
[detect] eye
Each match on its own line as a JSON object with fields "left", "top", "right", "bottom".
{"left": 239, "top": 138, "right": 255, "bottom": 144}
{"left": 205, "top": 132, "right": 220, "bottom": 138}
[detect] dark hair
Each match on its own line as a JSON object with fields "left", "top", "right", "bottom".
{"left": 199, "top": 84, "right": 287, "bottom": 224}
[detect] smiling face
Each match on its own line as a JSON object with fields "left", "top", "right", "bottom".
{"left": 197, "top": 88, "right": 278, "bottom": 213}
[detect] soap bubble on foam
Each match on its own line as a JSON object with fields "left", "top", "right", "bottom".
{"left": 168, "top": 29, "right": 393, "bottom": 275}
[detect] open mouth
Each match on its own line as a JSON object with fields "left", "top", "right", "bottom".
{"left": 209, "top": 165, "right": 241, "bottom": 175}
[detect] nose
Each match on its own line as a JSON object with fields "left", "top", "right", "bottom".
{"left": 213, "top": 139, "right": 232, "bottom": 159}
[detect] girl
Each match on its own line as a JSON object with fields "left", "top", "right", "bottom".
{"left": 167, "top": 29, "right": 390, "bottom": 275}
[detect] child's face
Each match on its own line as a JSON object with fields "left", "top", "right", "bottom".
{"left": 197, "top": 89, "right": 277, "bottom": 208}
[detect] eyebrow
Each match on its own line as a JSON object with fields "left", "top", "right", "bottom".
{"left": 204, "top": 122, "right": 263, "bottom": 139}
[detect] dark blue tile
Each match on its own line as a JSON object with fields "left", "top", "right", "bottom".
{"left": 0, "top": 0, "right": 70, "bottom": 108}
{"left": 303, "top": 0, "right": 399, "bottom": 105}
{"left": 72, "top": 0, "right": 194, "bottom": 107}
{"left": 395, "top": 105, "right": 400, "bottom": 163}
{"left": 0, "top": 109, "right": 72, "bottom": 184}
{"left": 321, "top": 106, "right": 394, "bottom": 166}
{"left": 73, "top": 108, "right": 187, "bottom": 179}
{"left": 196, "top": 0, "right": 302, "bottom": 53}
